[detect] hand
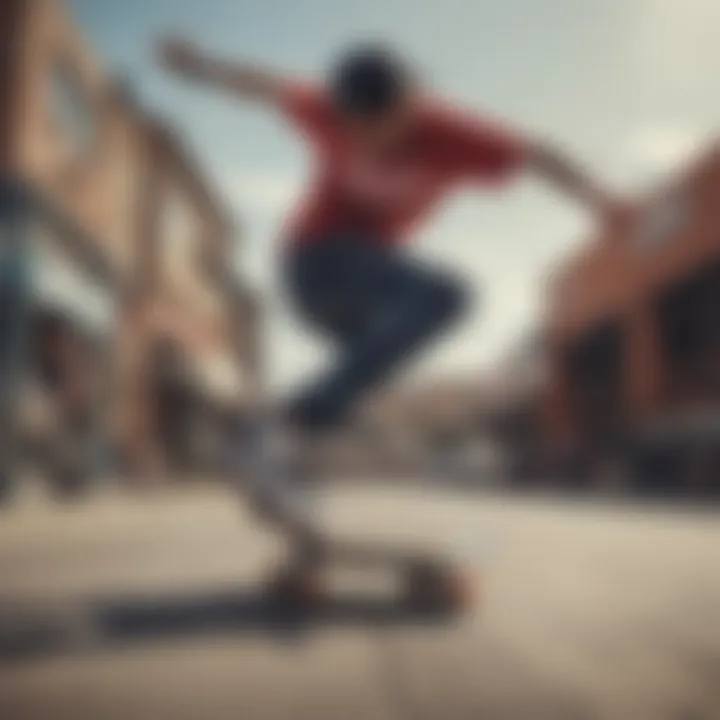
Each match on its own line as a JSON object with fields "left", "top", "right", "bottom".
{"left": 156, "top": 35, "right": 207, "bottom": 79}
{"left": 596, "top": 195, "right": 639, "bottom": 236}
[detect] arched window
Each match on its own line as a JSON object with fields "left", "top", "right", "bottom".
{"left": 49, "top": 62, "right": 96, "bottom": 156}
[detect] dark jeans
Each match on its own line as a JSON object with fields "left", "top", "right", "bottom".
{"left": 284, "top": 235, "right": 469, "bottom": 431}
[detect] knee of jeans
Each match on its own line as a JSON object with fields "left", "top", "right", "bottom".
{"left": 428, "top": 275, "right": 470, "bottom": 323}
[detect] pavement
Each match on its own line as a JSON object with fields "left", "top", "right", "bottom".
{"left": 0, "top": 483, "right": 719, "bottom": 720}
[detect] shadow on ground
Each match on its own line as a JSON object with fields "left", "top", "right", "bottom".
{"left": 0, "top": 585, "right": 461, "bottom": 665}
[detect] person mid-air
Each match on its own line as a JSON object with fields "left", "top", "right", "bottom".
{"left": 158, "top": 37, "right": 629, "bottom": 541}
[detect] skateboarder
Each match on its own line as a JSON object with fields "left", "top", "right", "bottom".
{"left": 158, "top": 38, "right": 629, "bottom": 537}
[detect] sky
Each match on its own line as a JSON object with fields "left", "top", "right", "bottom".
{"left": 71, "top": 0, "right": 720, "bottom": 390}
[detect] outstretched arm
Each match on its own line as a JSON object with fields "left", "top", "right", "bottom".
{"left": 156, "top": 36, "right": 288, "bottom": 107}
{"left": 525, "top": 141, "right": 629, "bottom": 224}
{"left": 447, "top": 112, "right": 631, "bottom": 227}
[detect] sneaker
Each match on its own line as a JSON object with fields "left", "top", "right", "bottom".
{"left": 232, "top": 414, "right": 320, "bottom": 541}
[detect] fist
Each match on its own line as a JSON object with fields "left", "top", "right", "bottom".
{"left": 600, "top": 197, "right": 640, "bottom": 236}
{"left": 156, "top": 36, "right": 205, "bottom": 77}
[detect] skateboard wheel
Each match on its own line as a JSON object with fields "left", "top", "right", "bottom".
{"left": 404, "top": 562, "right": 475, "bottom": 613}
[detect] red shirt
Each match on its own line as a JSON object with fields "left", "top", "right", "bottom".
{"left": 281, "top": 84, "right": 527, "bottom": 246}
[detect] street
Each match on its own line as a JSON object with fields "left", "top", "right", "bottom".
{"left": 1, "top": 483, "right": 719, "bottom": 720}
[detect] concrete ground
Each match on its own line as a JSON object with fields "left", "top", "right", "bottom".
{"left": 0, "top": 483, "right": 719, "bottom": 720}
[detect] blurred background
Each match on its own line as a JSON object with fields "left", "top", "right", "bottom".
{"left": 1, "top": 0, "right": 719, "bottom": 499}
{"left": 0, "top": 2, "right": 719, "bottom": 719}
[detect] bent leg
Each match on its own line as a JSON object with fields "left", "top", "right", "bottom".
{"left": 288, "top": 247, "right": 470, "bottom": 430}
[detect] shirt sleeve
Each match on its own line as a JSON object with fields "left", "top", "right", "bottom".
{"left": 439, "top": 107, "right": 528, "bottom": 184}
{"left": 278, "top": 82, "right": 333, "bottom": 142}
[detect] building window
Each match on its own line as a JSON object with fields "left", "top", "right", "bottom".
{"left": 50, "top": 62, "right": 96, "bottom": 156}
{"left": 161, "top": 186, "right": 199, "bottom": 292}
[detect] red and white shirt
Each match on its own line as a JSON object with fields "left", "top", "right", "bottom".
{"left": 281, "top": 83, "right": 528, "bottom": 246}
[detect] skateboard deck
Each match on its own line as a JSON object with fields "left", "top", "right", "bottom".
{"left": 245, "top": 474, "right": 451, "bottom": 570}
{"left": 246, "top": 483, "right": 474, "bottom": 609}
{"left": 268, "top": 534, "right": 476, "bottom": 614}
{"left": 237, "top": 443, "right": 476, "bottom": 613}
{"left": 320, "top": 537, "right": 449, "bottom": 569}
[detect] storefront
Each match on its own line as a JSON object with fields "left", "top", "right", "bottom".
{"left": 0, "top": 183, "right": 117, "bottom": 501}
{"left": 143, "top": 331, "right": 247, "bottom": 478}
{"left": 543, "top": 145, "right": 720, "bottom": 492}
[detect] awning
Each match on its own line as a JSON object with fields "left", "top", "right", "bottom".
{"left": 29, "top": 223, "right": 115, "bottom": 334}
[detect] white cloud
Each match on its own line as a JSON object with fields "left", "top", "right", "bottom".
{"left": 630, "top": 0, "right": 720, "bottom": 101}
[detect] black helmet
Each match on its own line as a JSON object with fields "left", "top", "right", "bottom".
{"left": 329, "top": 43, "right": 411, "bottom": 117}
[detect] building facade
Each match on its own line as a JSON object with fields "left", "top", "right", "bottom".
{"left": 120, "top": 121, "right": 258, "bottom": 476}
{"left": 542, "top": 143, "right": 720, "bottom": 487}
{"left": 0, "top": 0, "right": 257, "bottom": 492}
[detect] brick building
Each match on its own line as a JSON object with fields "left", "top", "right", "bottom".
{"left": 121, "top": 119, "right": 259, "bottom": 475}
{"left": 542, "top": 142, "right": 720, "bottom": 487}
{"left": 0, "top": 0, "right": 257, "bottom": 493}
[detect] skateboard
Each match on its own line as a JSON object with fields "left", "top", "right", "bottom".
{"left": 236, "top": 420, "right": 476, "bottom": 615}
{"left": 265, "top": 536, "right": 476, "bottom": 614}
